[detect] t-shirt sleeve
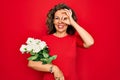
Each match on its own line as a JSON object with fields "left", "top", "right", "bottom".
{"left": 75, "top": 32, "right": 84, "bottom": 47}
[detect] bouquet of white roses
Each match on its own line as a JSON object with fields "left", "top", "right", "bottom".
{"left": 20, "top": 37, "right": 57, "bottom": 64}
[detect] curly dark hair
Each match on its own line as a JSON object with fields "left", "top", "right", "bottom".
{"left": 46, "top": 3, "right": 77, "bottom": 35}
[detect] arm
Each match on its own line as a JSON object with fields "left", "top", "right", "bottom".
{"left": 28, "top": 60, "right": 53, "bottom": 72}
{"left": 71, "top": 19, "right": 94, "bottom": 48}
{"left": 64, "top": 9, "right": 94, "bottom": 48}
{"left": 28, "top": 61, "right": 64, "bottom": 80}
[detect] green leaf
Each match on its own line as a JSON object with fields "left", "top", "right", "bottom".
{"left": 43, "top": 47, "right": 49, "bottom": 53}
{"left": 43, "top": 49, "right": 47, "bottom": 54}
{"left": 30, "top": 51, "right": 35, "bottom": 55}
{"left": 47, "top": 55, "right": 57, "bottom": 64}
{"left": 27, "top": 54, "right": 39, "bottom": 60}
{"left": 51, "top": 55, "right": 57, "bottom": 60}
{"left": 37, "top": 51, "right": 42, "bottom": 54}
{"left": 40, "top": 58, "right": 47, "bottom": 61}
{"left": 40, "top": 58, "right": 48, "bottom": 64}
{"left": 43, "top": 53, "right": 49, "bottom": 58}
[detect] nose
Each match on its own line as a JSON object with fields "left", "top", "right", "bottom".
{"left": 58, "top": 17, "right": 64, "bottom": 23}
{"left": 58, "top": 19, "right": 62, "bottom": 23}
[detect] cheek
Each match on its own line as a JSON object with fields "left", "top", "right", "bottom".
{"left": 53, "top": 20, "right": 57, "bottom": 25}
{"left": 65, "top": 26, "right": 68, "bottom": 29}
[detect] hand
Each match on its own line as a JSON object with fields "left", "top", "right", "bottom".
{"left": 62, "top": 9, "right": 75, "bottom": 25}
{"left": 52, "top": 65, "right": 65, "bottom": 80}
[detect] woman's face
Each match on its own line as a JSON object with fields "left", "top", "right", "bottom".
{"left": 53, "top": 9, "right": 69, "bottom": 33}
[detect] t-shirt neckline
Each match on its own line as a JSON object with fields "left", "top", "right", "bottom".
{"left": 52, "top": 34, "right": 69, "bottom": 39}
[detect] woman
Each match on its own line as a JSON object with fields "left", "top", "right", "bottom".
{"left": 28, "top": 3, "right": 94, "bottom": 80}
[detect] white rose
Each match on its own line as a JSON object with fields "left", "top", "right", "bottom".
{"left": 35, "top": 39, "right": 41, "bottom": 44}
{"left": 26, "top": 44, "right": 33, "bottom": 52}
{"left": 20, "top": 45, "right": 27, "bottom": 53}
{"left": 39, "top": 41, "right": 47, "bottom": 49}
{"left": 26, "top": 37, "right": 34, "bottom": 45}
{"left": 32, "top": 44, "right": 41, "bottom": 53}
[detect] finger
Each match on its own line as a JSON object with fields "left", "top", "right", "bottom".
{"left": 64, "top": 9, "right": 69, "bottom": 12}
{"left": 55, "top": 77, "right": 60, "bottom": 80}
{"left": 62, "top": 16, "right": 68, "bottom": 21}
{"left": 69, "top": 9, "right": 72, "bottom": 15}
{"left": 60, "top": 76, "right": 64, "bottom": 80}
{"left": 55, "top": 77, "right": 59, "bottom": 80}
{"left": 63, "top": 9, "right": 70, "bottom": 16}
{"left": 64, "top": 9, "right": 71, "bottom": 13}
{"left": 62, "top": 20, "right": 70, "bottom": 25}
{"left": 64, "top": 9, "right": 72, "bottom": 15}
{"left": 63, "top": 76, "right": 65, "bottom": 80}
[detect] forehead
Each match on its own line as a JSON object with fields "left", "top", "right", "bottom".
{"left": 54, "top": 9, "right": 67, "bottom": 16}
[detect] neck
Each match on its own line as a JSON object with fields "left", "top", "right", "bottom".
{"left": 54, "top": 32, "right": 68, "bottom": 38}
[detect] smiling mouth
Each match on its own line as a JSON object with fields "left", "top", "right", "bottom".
{"left": 57, "top": 24, "right": 65, "bottom": 29}
{"left": 58, "top": 25, "right": 64, "bottom": 29}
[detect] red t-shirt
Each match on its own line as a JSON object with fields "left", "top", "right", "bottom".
{"left": 42, "top": 33, "right": 83, "bottom": 80}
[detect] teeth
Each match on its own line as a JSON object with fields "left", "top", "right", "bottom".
{"left": 59, "top": 26, "right": 63, "bottom": 28}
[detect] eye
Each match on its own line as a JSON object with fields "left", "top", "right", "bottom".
{"left": 54, "top": 17, "right": 59, "bottom": 20}
{"left": 63, "top": 17, "right": 68, "bottom": 20}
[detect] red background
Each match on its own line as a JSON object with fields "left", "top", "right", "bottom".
{"left": 2, "top": 0, "right": 120, "bottom": 80}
